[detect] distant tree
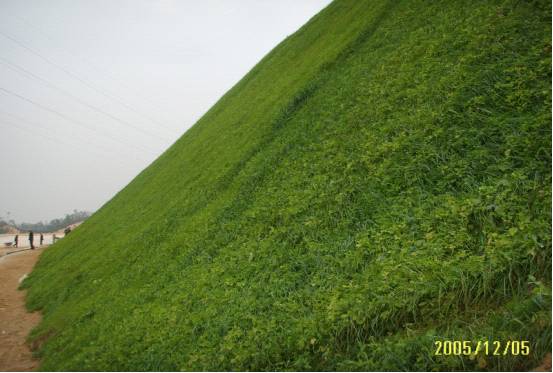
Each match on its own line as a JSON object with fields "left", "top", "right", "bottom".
{"left": 0, "top": 220, "right": 8, "bottom": 234}
{"left": 16, "top": 210, "right": 91, "bottom": 233}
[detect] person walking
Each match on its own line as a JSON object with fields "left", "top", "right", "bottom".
{"left": 40, "top": 233, "right": 44, "bottom": 246}
{"left": 14, "top": 234, "right": 18, "bottom": 248}
{"left": 29, "top": 231, "right": 34, "bottom": 249}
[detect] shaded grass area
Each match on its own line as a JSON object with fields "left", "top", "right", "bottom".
{"left": 23, "top": 0, "right": 551, "bottom": 370}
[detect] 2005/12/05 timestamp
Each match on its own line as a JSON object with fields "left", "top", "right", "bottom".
{"left": 434, "top": 340, "right": 530, "bottom": 356}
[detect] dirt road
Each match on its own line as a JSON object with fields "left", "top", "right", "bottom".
{"left": 0, "top": 248, "right": 44, "bottom": 371}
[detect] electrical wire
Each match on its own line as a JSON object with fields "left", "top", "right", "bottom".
{"left": 0, "top": 120, "right": 138, "bottom": 169}
{"left": 0, "top": 27, "right": 179, "bottom": 136}
{"left": 0, "top": 56, "right": 172, "bottom": 142}
{"left": 1, "top": 121, "right": 149, "bottom": 193}
{"left": 0, "top": 109, "right": 146, "bottom": 162}
{"left": 0, "top": 86, "right": 159, "bottom": 154}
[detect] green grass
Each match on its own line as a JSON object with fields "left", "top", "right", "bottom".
{"left": 22, "top": 0, "right": 551, "bottom": 370}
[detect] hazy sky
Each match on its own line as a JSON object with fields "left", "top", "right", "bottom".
{"left": 0, "top": 0, "right": 332, "bottom": 223}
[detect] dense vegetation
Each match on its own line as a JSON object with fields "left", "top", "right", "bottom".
{"left": 12, "top": 210, "right": 90, "bottom": 233}
{"left": 23, "top": 0, "right": 551, "bottom": 370}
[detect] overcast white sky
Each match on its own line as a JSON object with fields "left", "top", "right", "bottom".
{"left": 0, "top": 0, "right": 332, "bottom": 223}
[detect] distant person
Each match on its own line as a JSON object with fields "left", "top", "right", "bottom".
{"left": 29, "top": 231, "right": 34, "bottom": 249}
{"left": 53, "top": 233, "right": 57, "bottom": 243}
{"left": 40, "top": 233, "right": 44, "bottom": 246}
{"left": 14, "top": 234, "right": 18, "bottom": 248}
{"left": 64, "top": 227, "right": 72, "bottom": 235}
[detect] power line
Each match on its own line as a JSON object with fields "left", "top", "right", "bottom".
{"left": 0, "top": 25, "right": 179, "bottom": 136}
{"left": 0, "top": 86, "right": 158, "bottom": 154}
{"left": 0, "top": 56, "right": 172, "bottom": 142}
{"left": 0, "top": 109, "right": 144, "bottom": 162}
{"left": 0, "top": 119, "right": 137, "bottom": 170}
{"left": 12, "top": 13, "right": 181, "bottom": 134}
{"left": 0, "top": 110, "right": 116, "bottom": 157}
{"left": 0, "top": 85, "right": 155, "bottom": 154}
{"left": 2, "top": 120, "right": 148, "bottom": 181}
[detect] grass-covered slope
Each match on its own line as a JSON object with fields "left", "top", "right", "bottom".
{"left": 23, "top": 0, "right": 551, "bottom": 370}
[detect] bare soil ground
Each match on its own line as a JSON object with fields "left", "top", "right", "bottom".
{"left": 534, "top": 352, "right": 552, "bottom": 372}
{"left": 0, "top": 248, "right": 44, "bottom": 371}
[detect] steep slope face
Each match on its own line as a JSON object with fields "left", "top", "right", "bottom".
{"left": 24, "top": 0, "right": 551, "bottom": 370}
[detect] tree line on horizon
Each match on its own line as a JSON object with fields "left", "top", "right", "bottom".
{"left": 0, "top": 209, "right": 91, "bottom": 233}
